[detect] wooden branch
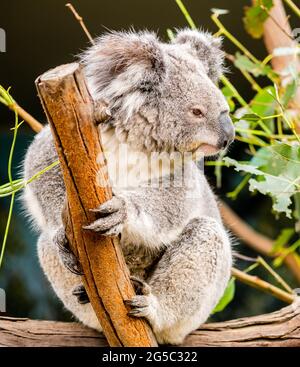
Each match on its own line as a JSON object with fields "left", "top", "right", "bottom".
{"left": 220, "top": 202, "right": 273, "bottom": 255}
{"left": 183, "top": 299, "right": 300, "bottom": 347}
{"left": 262, "top": 0, "right": 300, "bottom": 130}
{"left": 220, "top": 201, "right": 300, "bottom": 284}
{"left": 35, "top": 63, "right": 157, "bottom": 347}
{"left": 1, "top": 300, "right": 299, "bottom": 346}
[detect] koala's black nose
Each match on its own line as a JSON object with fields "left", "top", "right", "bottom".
{"left": 218, "top": 112, "right": 235, "bottom": 149}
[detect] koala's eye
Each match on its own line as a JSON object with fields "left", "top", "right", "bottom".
{"left": 192, "top": 108, "right": 203, "bottom": 117}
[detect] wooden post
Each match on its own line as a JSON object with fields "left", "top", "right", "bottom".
{"left": 35, "top": 63, "right": 157, "bottom": 347}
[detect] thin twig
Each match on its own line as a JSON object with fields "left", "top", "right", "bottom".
{"left": 175, "top": 0, "right": 197, "bottom": 29}
{"left": 65, "top": 3, "right": 95, "bottom": 45}
{"left": 234, "top": 253, "right": 258, "bottom": 262}
{"left": 9, "top": 103, "right": 43, "bottom": 133}
{"left": 0, "top": 86, "right": 43, "bottom": 133}
{"left": 257, "top": 256, "right": 293, "bottom": 293}
{"left": 220, "top": 201, "right": 300, "bottom": 284}
{"left": 231, "top": 267, "right": 295, "bottom": 304}
{"left": 284, "top": 0, "right": 300, "bottom": 18}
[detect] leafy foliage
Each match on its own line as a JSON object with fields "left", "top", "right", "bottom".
{"left": 212, "top": 278, "right": 235, "bottom": 314}
{"left": 224, "top": 143, "right": 300, "bottom": 218}
{"left": 234, "top": 52, "right": 273, "bottom": 77}
{"left": 243, "top": 0, "right": 274, "bottom": 39}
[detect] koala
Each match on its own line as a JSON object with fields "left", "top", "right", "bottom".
{"left": 23, "top": 29, "right": 234, "bottom": 345}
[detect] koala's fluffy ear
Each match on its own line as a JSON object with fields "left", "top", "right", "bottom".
{"left": 80, "top": 31, "right": 165, "bottom": 98}
{"left": 173, "top": 29, "right": 225, "bottom": 82}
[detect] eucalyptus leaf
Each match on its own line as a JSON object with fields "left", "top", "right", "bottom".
{"left": 222, "top": 86, "right": 235, "bottom": 112}
{"left": 243, "top": 0, "right": 273, "bottom": 39}
{"left": 234, "top": 52, "right": 272, "bottom": 77}
{"left": 282, "top": 80, "right": 298, "bottom": 108}
{"left": 212, "top": 278, "right": 235, "bottom": 314}
{"left": 250, "top": 87, "right": 276, "bottom": 132}
{"left": 224, "top": 142, "right": 300, "bottom": 218}
{"left": 238, "top": 113, "right": 261, "bottom": 121}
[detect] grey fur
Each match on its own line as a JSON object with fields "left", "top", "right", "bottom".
{"left": 23, "top": 29, "right": 234, "bottom": 345}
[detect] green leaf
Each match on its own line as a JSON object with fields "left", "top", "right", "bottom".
{"left": 212, "top": 278, "right": 235, "bottom": 314}
{"left": 222, "top": 86, "right": 234, "bottom": 98}
{"left": 250, "top": 86, "right": 276, "bottom": 117}
{"left": 224, "top": 142, "right": 300, "bottom": 218}
{"left": 222, "top": 86, "right": 235, "bottom": 112}
{"left": 234, "top": 52, "right": 272, "bottom": 77}
{"left": 233, "top": 87, "right": 277, "bottom": 133}
{"left": 243, "top": 0, "right": 274, "bottom": 39}
{"left": 282, "top": 80, "right": 298, "bottom": 108}
{"left": 238, "top": 113, "right": 261, "bottom": 121}
{"left": 224, "top": 157, "right": 262, "bottom": 175}
{"left": 249, "top": 86, "right": 277, "bottom": 132}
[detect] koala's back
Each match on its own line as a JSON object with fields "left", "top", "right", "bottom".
{"left": 23, "top": 126, "right": 65, "bottom": 230}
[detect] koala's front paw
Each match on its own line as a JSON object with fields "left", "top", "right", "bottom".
{"left": 83, "top": 196, "right": 126, "bottom": 236}
{"left": 53, "top": 226, "right": 83, "bottom": 276}
{"left": 72, "top": 284, "right": 90, "bottom": 305}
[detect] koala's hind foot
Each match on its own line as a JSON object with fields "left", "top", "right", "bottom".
{"left": 72, "top": 284, "right": 90, "bottom": 304}
{"left": 125, "top": 217, "right": 232, "bottom": 345}
{"left": 53, "top": 226, "right": 83, "bottom": 276}
{"left": 125, "top": 277, "right": 155, "bottom": 318}
{"left": 83, "top": 196, "right": 126, "bottom": 236}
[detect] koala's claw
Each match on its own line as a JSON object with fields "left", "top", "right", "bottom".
{"left": 125, "top": 295, "right": 152, "bottom": 318}
{"left": 125, "top": 278, "right": 154, "bottom": 318}
{"left": 130, "top": 276, "right": 151, "bottom": 295}
{"left": 53, "top": 227, "right": 83, "bottom": 276}
{"left": 89, "top": 196, "right": 124, "bottom": 215}
{"left": 72, "top": 284, "right": 90, "bottom": 305}
{"left": 83, "top": 196, "right": 126, "bottom": 236}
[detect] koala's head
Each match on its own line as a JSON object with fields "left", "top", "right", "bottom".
{"left": 81, "top": 29, "right": 235, "bottom": 156}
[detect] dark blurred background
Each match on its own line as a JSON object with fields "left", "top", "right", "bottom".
{"left": 0, "top": 0, "right": 297, "bottom": 323}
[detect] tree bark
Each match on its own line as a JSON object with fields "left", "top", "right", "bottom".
{"left": 0, "top": 300, "right": 299, "bottom": 346}
{"left": 262, "top": 0, "right": 300, "bottom": 131}
{"left": 263, "top": 0, "right": 298, "bottom": 73}
{"left": 35, "top": 62, "right": 157, "bottom": 347}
